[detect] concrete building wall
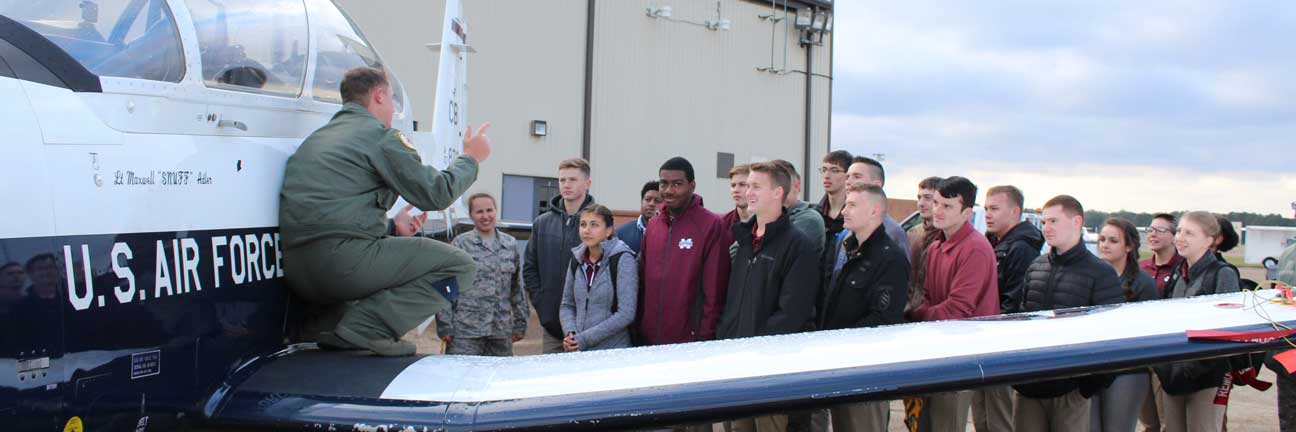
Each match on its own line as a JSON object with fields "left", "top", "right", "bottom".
{"left": 335, "top": 0, "right": 832, "bottom": 220}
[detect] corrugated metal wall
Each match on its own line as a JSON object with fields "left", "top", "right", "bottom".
{"left": 590, "top": 0, "right": 831, "bottom": 212}
{"left": 803, "top": 33, "right": 833, "bottom": 205}
{"left": 454, "top": 1, "right": 591, "bottom": 207}
{"left": 335, "top": 0, "right": 832, "bottom": 217}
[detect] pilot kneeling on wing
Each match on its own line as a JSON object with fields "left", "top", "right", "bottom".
{"left": 278, "top": 67, "right": 491, "bottom": 356}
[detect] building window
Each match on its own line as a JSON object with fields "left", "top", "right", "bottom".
{"left": 716, "top": 152, "right": 735, "bottom": 179}
{"left": 502, "top": 174, "right": 558, "bottom": 223}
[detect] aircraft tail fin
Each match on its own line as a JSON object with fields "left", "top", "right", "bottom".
{"left": 388, "top": 0, "right": 473, "bottom": 235}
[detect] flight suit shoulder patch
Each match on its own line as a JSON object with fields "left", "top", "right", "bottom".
{"left": 394, "top": 130, "right": 417, "bottom": 151}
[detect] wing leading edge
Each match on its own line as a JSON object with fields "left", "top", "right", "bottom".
{"left": 204, "top": 290, "right": 1296, "bottom": 431}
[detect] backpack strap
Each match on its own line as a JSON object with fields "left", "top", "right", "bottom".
{"left": 1201, "top": 261, "right": 1221, "bottom": 295}
{"left": 572, "top": 251, "right": 633, "bottom": 314}
{"left": 1198, "top": 254, "right": 1242, "bottom": 295}
{"left": 607, "top": 251, "right": 631, "bottom": 314}
{"left": 1163, "top": 260, "right": 1188, "bottom": 299}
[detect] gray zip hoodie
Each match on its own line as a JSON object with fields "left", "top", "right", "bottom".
{"left": 559, "top": 238, "right": 638, "bottom": 351}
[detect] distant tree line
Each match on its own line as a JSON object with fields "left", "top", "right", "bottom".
{"left": 1082, "top": 210, "right": 1296, "bottom": 230}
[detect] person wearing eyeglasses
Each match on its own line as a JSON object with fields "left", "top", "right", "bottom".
{"left": 1139, "top": 213, "right": 1184, "bottom": 295}
{"left": 816, "top": 150, "right": 853, "bottom": 247}
{"left": 1136, "top": 213, "right": 1183, "bottom": 431}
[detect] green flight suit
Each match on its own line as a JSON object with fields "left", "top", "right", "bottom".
{"left": 279, "top": 103, "right": 479, "bottom": 347}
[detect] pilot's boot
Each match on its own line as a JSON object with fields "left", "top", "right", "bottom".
{"left": 297, "top": 301, "right": 351, "bottom": 344}
{"left": 316, "top": 330, "right": 416, "bottom": 357}
{"left": 326, "top": 275, "right": 459, "bottom": 357}
{"left": 324, "top": 304, "right": 417, "bottom": 357}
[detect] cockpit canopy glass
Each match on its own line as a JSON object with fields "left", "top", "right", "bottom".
{"left": 185, "top": 0, "right": 308, "bottom": 96}
{"left": 1, "top": 0, "right": 185, "bottom": 82}
{"left": 307, "top": 0, "right": 403, "bottom": 112}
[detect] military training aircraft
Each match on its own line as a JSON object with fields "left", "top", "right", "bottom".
{"left": 1, "top": 0, "right": 1294, "bottom": 431}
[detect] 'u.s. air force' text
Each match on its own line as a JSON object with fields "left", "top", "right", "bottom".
{"left": 59, "top": 230, "right": 282, "bottom": 311}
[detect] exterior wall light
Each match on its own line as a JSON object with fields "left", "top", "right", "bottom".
{"left": 811, "top": 10, "right": 828, "bottom": 31}
{"left": 794, "top": 8, "right": 812, "bottom": 29}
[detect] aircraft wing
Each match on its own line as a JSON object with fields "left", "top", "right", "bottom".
{"left": 203, "top": 290, "right": 1296, "bottom": 431}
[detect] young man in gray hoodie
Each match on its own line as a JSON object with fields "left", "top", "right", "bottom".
{"left": 524, "top": 158, "right": 596, "bottom": 354}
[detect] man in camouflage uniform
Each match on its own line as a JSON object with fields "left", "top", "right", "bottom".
{"left": 437, "top": 193, "right": 528, "bottom": 356}
{"left": 279, "top": 67, "right": 492, "bottom": 356}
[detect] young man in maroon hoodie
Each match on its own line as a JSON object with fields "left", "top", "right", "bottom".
{"left": 907, "top": 176, "right": 1000, "bottom": 432}
{"left": 635, "top": 157, "right": 731, "bottom": 347}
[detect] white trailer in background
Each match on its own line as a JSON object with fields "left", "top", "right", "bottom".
{"left": 1245, "top": 225, "right": 1296, "bottom": 264}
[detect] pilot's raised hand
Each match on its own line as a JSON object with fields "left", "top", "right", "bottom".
{"left": 463, "top": 122, "right": 492, "bottom": 163}
{"left": 394, "top": 204, "right": 429, "bottom": 236}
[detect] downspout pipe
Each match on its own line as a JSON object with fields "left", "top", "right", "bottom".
{"left": 581, "top": 0, "right": 596, "bottom": 161}
{"left": 803, "top": 41, "right": 813, "bottom": 202}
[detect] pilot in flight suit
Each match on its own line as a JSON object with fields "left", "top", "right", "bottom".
{"left": 279, "top": 67, "right": 489, "bottom": 356}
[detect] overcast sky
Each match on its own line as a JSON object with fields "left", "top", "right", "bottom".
{"left": 830, "top": 1, "right": 1296, "bottom": 215}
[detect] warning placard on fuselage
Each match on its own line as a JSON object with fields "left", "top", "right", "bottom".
{"left": 131, "top": 349, "right": 161, "bottom": 379}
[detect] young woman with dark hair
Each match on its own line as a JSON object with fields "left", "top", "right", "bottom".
{"left": 1099, "top": 218, "right": 1158, "bottom": 303}
{"left": 559, "top": 205, "right": 638, "bottom": 352}
{"left": 1091, "top": 218, "right": 1158, "bottom": 432}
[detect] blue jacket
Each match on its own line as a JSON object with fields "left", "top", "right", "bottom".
{"left": 614, "top": 217, "right": 647, "bottom": 254}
